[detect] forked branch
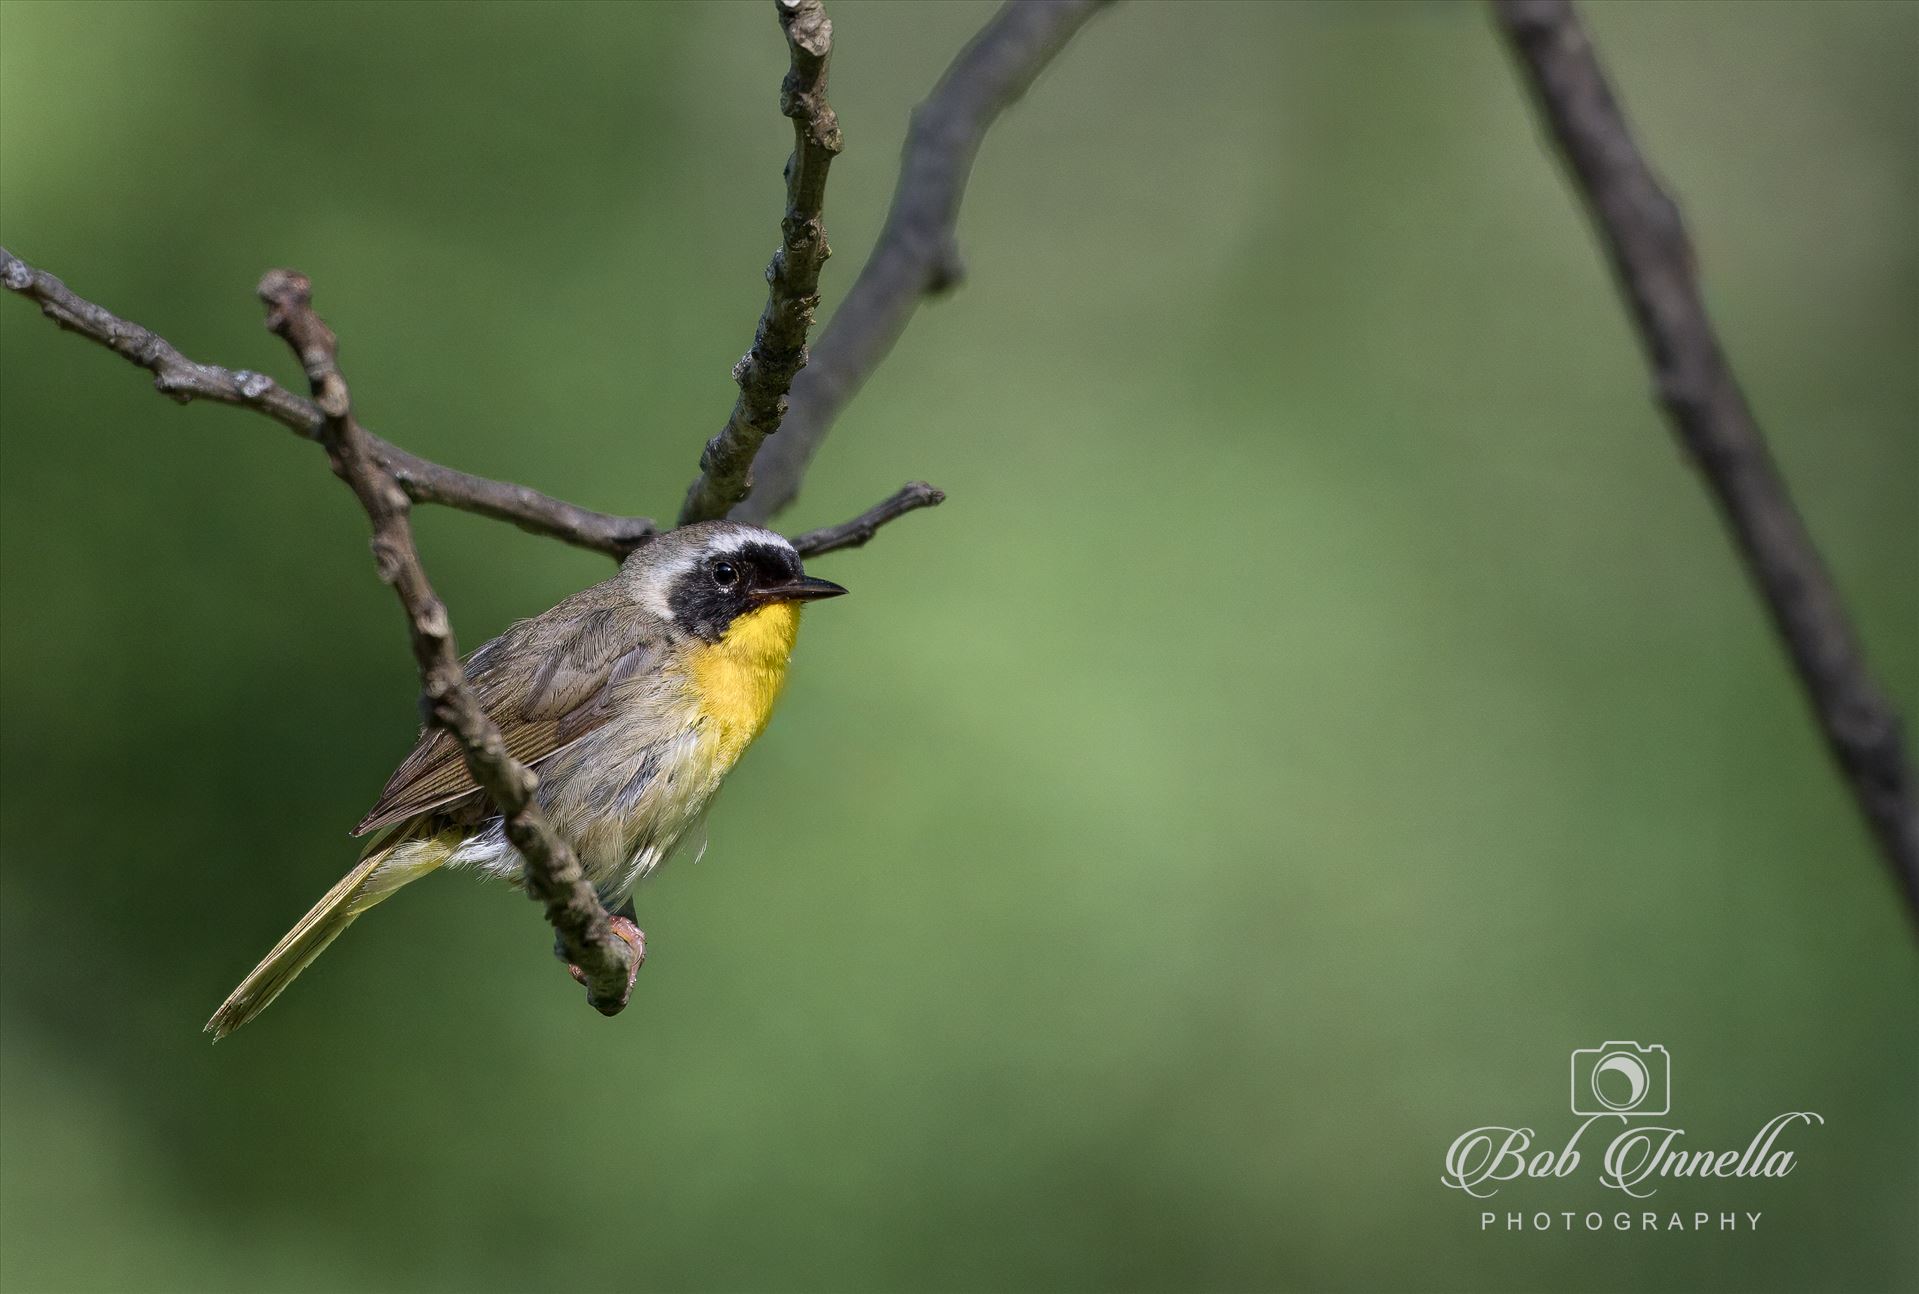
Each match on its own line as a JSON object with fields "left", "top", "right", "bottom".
{"left": 0, "top": 0, "right": 1126, "bottom": 567}
{"left": 735, "top": 0, "right": 1111, "bottom": 525}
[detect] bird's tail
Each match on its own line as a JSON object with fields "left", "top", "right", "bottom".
{"left": 205, "top": 829, "right": 456, "bottom": 1039}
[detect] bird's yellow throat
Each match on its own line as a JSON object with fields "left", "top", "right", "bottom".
{"left": 689, "top": 600, "right": 803, "bottom": 762}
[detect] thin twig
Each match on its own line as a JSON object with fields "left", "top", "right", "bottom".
{"left": 0, "top": 246, "right": 659, "bottom": 559}
{"left": 1492, "top": 0, "right": 1919, "bottom": 915}
{"left": 1, "top": 244, "right": 934, "bottom": 559}
{"left": 257, "top": 269, "right": 639, "bottom": 1012}
{"left": 734, "top": 0, "right": 1110, "bottom": 525}
{"left": 679, "top": 0, "right": 844, "bottom": 524}
{"left": 791, "top": 481, "right": 946, "bottom": 557}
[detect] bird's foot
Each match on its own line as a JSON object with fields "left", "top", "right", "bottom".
{"left": 567, "top": 913, "right": 645, "bottom": 1010}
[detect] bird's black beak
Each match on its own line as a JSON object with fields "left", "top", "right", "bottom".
{"left": 757, "top": 575, "right": 848, "bottom": 603}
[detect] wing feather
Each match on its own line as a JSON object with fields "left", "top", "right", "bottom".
{"left": 352, "top": 592, "right": 661, "bottom": 836}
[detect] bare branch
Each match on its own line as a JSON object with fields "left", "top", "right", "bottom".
{"left": 0, "top": 246, "right": 659, "bottom": 559}
{"left": 734, "top": 0, "right": 1110, "bottom": 526}
{"left": 1492, "top": 0, "right": 1919, "bottom": 915}
{"left": 791, "top": 481, "right": 946, "bottom": 558}
{"left": 0, "top": 243, "right": 932, "bottom": 560}
{"left": 679, "top": 0, "right": 845, "bottom": 524}
{"left": 256, "top": 269, "right": 640, "bottom": 1013}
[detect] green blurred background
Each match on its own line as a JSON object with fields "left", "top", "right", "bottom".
{"left": 1, "top": 2, "right": 1914, "bottom": 1291}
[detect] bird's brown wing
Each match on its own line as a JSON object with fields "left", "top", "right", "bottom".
{"left": 352, "top": 593, "right": 663, "bottom": 836}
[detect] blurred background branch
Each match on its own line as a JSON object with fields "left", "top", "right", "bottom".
{"left": 1494, "top": 0, "right": 1919, "bottom": 917}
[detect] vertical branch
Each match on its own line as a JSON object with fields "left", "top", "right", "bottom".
{"left": 734, "top": 0, "right": 1110, "bottom": 525}
{"left": 257, "top": 270, "right": 640, "bottom": 1012}
{"left": 1492, "top": 0, "right": 1919, "bottom": 914}
{"left": 680, "top": 0, "right": 844, "bottom": 524}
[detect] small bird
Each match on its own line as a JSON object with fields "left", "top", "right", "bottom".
{"left": 206, "top": 520, "right": 846, "bottom": 1038}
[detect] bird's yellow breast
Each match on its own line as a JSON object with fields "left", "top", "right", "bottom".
{"left": 688, "top": 600, "right": 802, "bottom": 767}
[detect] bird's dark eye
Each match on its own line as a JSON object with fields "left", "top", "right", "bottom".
{"left": 711, "top": 560, "right": 740, "bottom": 589}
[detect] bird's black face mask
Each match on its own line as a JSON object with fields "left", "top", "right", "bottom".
{"left": 666, "top": 541, "right": 844, "bottom": 642}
